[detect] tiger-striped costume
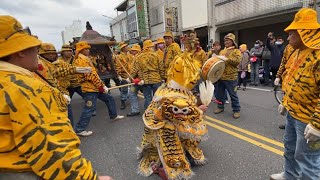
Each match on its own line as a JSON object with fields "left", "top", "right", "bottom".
{"left": 282, "top": 47, "right": 320, "bottom": 129}
{"left": 138, "top": 85, "right": 208, "bottom": 180}
{"left": 73, "top": 53, "right": 105, "bottom": 93}
{"left": 131, "top": 49, "right": 165, "bottom": 84}
{"left": 0, "top": 61, "right": 97, "bottom": 179}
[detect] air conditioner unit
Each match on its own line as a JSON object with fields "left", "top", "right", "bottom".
{"left": 133, "top": 32, "right": 138, "bottom": 38}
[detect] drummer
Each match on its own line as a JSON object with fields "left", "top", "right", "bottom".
{"left": 213, "top": 33, "right": 242, "bottom": 119}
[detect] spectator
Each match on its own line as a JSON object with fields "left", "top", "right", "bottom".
{"left": 262, "top": 40, "right": 272, "bottom": 85}
{"left": 266, "top": 33, "right": 285, "bottom": 85}
{"left": 238, "top": 44, "right": 250, "bottom": 90}
{"left": 249, "top": 40, "right": 263, "bottom": 86}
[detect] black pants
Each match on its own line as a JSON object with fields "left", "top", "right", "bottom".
{"left": 270, "top": 67, "right": 278, "bottom": 84}
{"left": 237, "top": 71, "right": 248, "bottom": 87}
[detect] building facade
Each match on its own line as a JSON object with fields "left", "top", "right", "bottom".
{"left": 61, "top": 20, "right": 83, "bottom": 44}
{"left": 209, "top": 0, "right": 316, "bottom": 48}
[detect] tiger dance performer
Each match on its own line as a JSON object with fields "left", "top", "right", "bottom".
{"left": 137, "top": 33, "right": 213, "bottom": 180}
{"left": 0, "top": 15, "right": 111, "bottom": 180}
{"left": 270, "top": 8, "right": 320, "bottom": 180}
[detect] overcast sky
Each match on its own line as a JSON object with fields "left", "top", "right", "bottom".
{"left": 0, "top": 0, "right": 123, "bottom": 49}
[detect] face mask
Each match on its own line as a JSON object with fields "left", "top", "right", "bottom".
{"left": 254, "top": 44, "right": 259, "bottom": 48}
{"left": 275, "top": 41, "right": 283, "bottom": 45}
{"left": 158, "top": 44, "right": 164, "bottom": 48}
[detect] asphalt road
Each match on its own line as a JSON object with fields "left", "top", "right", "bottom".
{"left": 70, "top": 85, "right": 286, "bottom": 180}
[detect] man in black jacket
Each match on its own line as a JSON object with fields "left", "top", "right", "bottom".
{"left": 266, "top": 32, "right": 285, "bottom": 84}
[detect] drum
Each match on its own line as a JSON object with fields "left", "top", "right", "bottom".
{"left": 201, "top": 56, "right": 225, "bottom": 83}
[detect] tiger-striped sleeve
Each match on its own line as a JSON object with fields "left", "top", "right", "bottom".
{"left": 131, "top": 56, "right": 140, "bottom": 79}
{"left": 226, "top": 49, "right": 241, "bottom": 67}
{"left": 276, "top": 45, "right": 294, "bottom": 79}
{"left": 157, "top": 53, "right": 165, "bottom": 80}
{"left": 311, "top": 53, "right": 320, "bottom": 130}
{"left": 52, "top": 62, "right": 76, "bottom": 78}
{"left": 8, "top": 81, "right": 97, "bottom": 179}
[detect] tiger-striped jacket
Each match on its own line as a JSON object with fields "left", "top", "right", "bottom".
{"left": 194, "top": 49, "right": 207, "bottom": 67}
{"left": 219, "top": 46, "right": 242, "bottom": 81}
{"left": 115, "top": 52, "right": 130, "bottom": 79}
{"left": 74, "top": 53, "right": 104, "bottom": 93}
{"left": 164, "top": 43, "right": 181, "bottom": 76}
{"left": 276, "top": 45, "right": 295, "bottom": 79}
{"left": 282, "top": 48, "right": 320, "bottom": 130}
{"left": 0, "top": 61, "right": 97, "bottom": 179}
{"left": 131, "top": 49, "right": 165, "bottom": 84}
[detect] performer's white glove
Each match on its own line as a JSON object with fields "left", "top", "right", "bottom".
{"left": 118, "top": 76, "right": 122, "bottom": 81}
{"left": 217, "top": 55, "right": 228, "bottom": 61}
{"left": 76, "top": 67, "right": 92, "bottom": 73}
{"left": 63, "top": 94, "right": 71, "bottom": 104}
{"left": 304, "top": 123, "right": 320, "bottom": 142}
{"left": 126, "top": 77, "right": 131, "bottom": 83}
{"left": 274, "top": 78, "right": 280, "bottom": 86}
{"left": 103, "top": 86, "right": 109, "bottom": 93}
{"left": 138, "top": 80, "right": 145, "bottom": 85}
{"left": 278, "top": 104, "right": 286, "bottom": 116}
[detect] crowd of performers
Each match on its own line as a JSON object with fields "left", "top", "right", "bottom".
{"left": 1, "top": 7, "right": 320, "bottom": 180}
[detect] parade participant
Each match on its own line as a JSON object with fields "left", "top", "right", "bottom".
{"left": 127, "top": 44, "right": 143, "bottom": 116}
{"left": 115, "top": 41, "right": 130, "bottom": 110}
{"left": 214, "top": 33, "right": 241, "bottom": 119}
{"left": 193, "top": 44, "right": 207, "bottom": 67}
{"left": 0, "top": 15, "right": 111, "bottom": 180}
{"left": 137, "top": 32, "right": 209, "bottom": 180}
{"left": 73, "top": 41, "right": 124, "bottom": 137}
{"left": 155, "top": 37, "right": 165, "bottom": 61}
{"left": 37, "top": 43, "right": 92, "bottom": 126}
{"left": 58, "top": 44, "right": 83, "bottom": 98}
{"left": 163, "top": 31, "right": 181, "bottom": 76}
{"left": 131, "top": 39, "right": 165, "bottom": 109}
{"left": 270, "top": 8, "right": 320, "bottom": 180}
{"left": 207, "top": 41, "right": 221, "bottom": 58}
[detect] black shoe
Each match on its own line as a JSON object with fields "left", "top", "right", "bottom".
{"left": 279, "top": 124, "right": 285, "bottom": 129}
{"left": 243, "top": 87, "right": 246, "bottom": 91}
{"left": 92, "top": 111, "right": 97, "bottom": 116}
{"left": 127, "top": 112, "right": 140, "bottom": 117}
{"left": 120, "top": 100, "right": 126, "bottom": 110}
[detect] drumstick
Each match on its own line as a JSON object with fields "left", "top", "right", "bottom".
{"left": 108, "top": 83, "right": 135, "bottom": 90}
{"left": 117, "top": 57, "right": 134, "bottom": 80}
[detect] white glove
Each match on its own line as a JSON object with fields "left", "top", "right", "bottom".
{"left": 304, "top": 123, "right": 320, "bottom": 142}
{"left": 217, "top": 55, "right": 227, "bottom": 61}
{"left": 63, "top": 94, "right": 71, "bottom": 104}
{"left": 126, "top": 78, "right": 131, "bottom": 83}
{"left": 274, "top": 78, "right": 280, "bottom": 86}
{"left": 138, "top": 80, "right": 145, "bottom": 85}
{"left": 103, "top": 86, "right": 109, "bottom": 93}
{"left": 278, "top": 104, "right": 286, "bottom": 116}
{"left": 118, "top": 76, "right": 123, "bottom": 81}
{"left": 76, "top": 67, "right": 92, "bottom": 74}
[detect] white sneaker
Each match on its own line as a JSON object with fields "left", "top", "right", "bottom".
{"left": 270, "top": 172, "right": 285, "bottom": 180}
{"left": 76, "top": 130, "right": 93, "bottom": 137}
{"left": 225, "top": 100, "right": 230, "bottom": 104}
{"left": 112, "top": 115, "right": 124, "bottom": 120}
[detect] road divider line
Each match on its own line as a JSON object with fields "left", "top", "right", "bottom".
{"left": 205, "top": 116, "right": 284, "bottom": 148}
{"left": 205, "top": 121, "right": 284, "bottom": 156}
{"left": 245, "top": 86, "right": 273, "bottom": 92}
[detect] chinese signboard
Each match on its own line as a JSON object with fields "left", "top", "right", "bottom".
{"left": 165, "top": 7, "right": 178, "bottom": 32}
{"left": 136, "top": 0, "right": 147, "bottom": 37}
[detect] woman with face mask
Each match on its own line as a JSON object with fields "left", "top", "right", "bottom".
{"left": 249, "top": 40, "right": 263, "bottom": 86}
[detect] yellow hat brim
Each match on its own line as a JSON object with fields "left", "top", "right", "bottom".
{"left": 0, "top": 33, "right": 41, "bottom": 58}
{"left": 120, "top": 43, "right": 128, "bottom": 49}
{"left": 61, "top": 48, "right": 73, "bottom": 52}
{"left": 298, "top": 29, "right": 320, "bottom": 49}
{"left": 284, "top": 22, "right": 320, "bottom": 32}
{"left": 76, "top": 44, "right": 91, "bottom": 55}
{"left": 130, "top": 47, "right": 141, "bottom": 51}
